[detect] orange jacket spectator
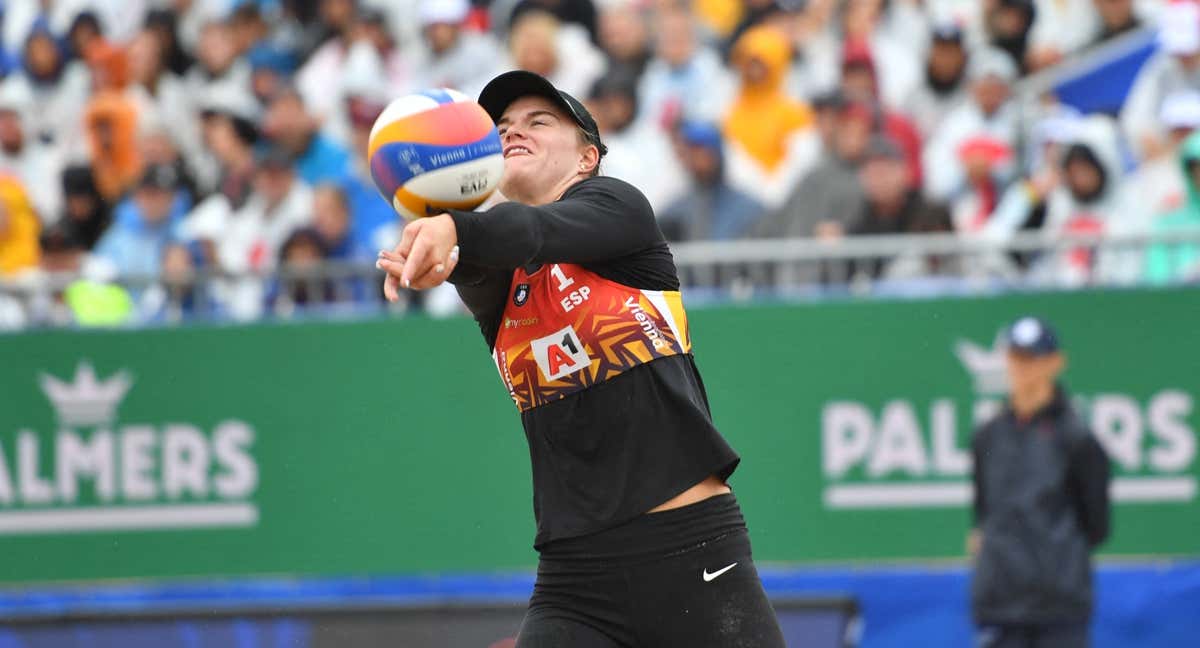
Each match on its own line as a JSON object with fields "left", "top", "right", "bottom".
{"left": 0, "top": 176, "right": 40, "bottom": 275}
{"left": 84, "top": 41, "right": 141, "bottom": 201}
{"left": 723, "top": 25, "right": 813, "bottom": 174}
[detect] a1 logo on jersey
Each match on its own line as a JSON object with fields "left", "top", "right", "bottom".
{"left": 530, "top": 326, "right": 590, "bottom": 381}
{"left": 514, "top": 283, "right": 530, "bottom": 307}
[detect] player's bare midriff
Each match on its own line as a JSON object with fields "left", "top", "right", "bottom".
{"left": 647, "top": 475, "right": 732, "bottom": 513}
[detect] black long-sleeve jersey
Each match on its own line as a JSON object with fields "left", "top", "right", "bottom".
{"left": 446, "top": 176, "right": 739, "bottom": 549}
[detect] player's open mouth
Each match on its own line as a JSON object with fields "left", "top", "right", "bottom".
{"left": 504, "top": 146, "right": 532, "bottom": 158}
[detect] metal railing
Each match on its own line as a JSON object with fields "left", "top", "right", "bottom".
{"left": 669, "top": 229, "right": 1200, "bottom": 302}
{"left": 1, "top": 229, "right": 1198, "bottom": 329}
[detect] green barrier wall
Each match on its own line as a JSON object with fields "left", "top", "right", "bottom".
{"left": 1, "top": 288, "right": 1198, "bottom": 584}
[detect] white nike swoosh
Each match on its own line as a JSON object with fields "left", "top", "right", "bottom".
{"left": 702, "top": 562, "right": 738, "bottom": 582}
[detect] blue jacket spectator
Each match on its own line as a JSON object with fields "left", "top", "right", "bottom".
{"left": 262, "top": 87, "right": 351, "bottom": 185}
{"left": 295, "top": 132, "right": 351, "bottom": 186}
{"left": 246, "top": 42, "right": 297, "bottom": 105}
{"left": 313, "top": 184, "right": 372, "bottom": 262}
{"left": 311, "top": 183, "right": 373, "bottom": 304}
{"left": 95, "top": 164, "right": 191, "bottom": 279}
{"left": 342, "top": 175, "right": 397, "bottom": 251}
{"left": 658, "top": 121, "right": 763, "bottom": 242}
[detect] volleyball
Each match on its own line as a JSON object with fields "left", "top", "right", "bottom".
{"left": 367, "top": 88, "right": 504, "bottom": 221}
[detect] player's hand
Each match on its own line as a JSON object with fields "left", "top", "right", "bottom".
{"left": 377, "top": 245, "right": 459, "bottom": 298}
{"left": 377, "top": 249, "right": 406, "bottom": 302}
{"left": 398, "top": 214, "right": 459, "bottom": 288}
{"left": 377, "top": 248, "right": 459, "bottom": 299}
{"left": 376, "top": 215, "right": 460, "bottom": 298}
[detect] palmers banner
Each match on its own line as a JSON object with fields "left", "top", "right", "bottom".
{"left": 0, "top": 288, "right": 1197, "bottom": 583}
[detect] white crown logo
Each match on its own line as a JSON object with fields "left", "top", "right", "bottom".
{"left": 39, "top": 361, "right": 133, "bottom": 427}
{"left": 953, "top": 330, "right": 1010, "bottom": 396}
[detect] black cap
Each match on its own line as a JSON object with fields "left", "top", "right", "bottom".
{"left": 61, "top": 165, "right": 98, "bottom": 197}
{"left": 358, "top": 7, "right": 388, "bottom": 25}
{"left": 137, "top": 163, "right": 179, "bottom": 191}
{"left": 998, "top": 0, "right": 1035, "bottom": 10}
{"left": 589, "top": 69, "right": 638, "bottom": 103}
{"left": 930, "top": 22, "right": 964, "bottom": 44}
{"left": 811, "top": 88, "right": 846, "bottom": 111}
{"left": 1006, "top": 316, "right": 1060, "bottom": 355}
{"left": 478, "top": 70, "right": 608, "bottom": 157}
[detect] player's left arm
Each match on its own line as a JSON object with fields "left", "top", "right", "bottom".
{"left": 1069, "top": 431, "right": 1113, "bottom": 548}
{"left": 381, "top": 178, "right": 667, "bottom": 294}
{"left": 447, "top": 178, "right": 661, "bottom": 268}
{"left": 382, "top": 178, "right": 661, "bottom": 286}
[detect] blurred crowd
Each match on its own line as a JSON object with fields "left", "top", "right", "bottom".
{"left": 0, "top": 0, "right": 1199, "bottom": 328}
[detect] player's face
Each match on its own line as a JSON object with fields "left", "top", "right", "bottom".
{"left": 497, "top": 96, "right": 585, "bottom": 199}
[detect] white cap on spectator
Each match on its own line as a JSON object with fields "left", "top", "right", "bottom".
{"left": 199, "top": 81, "right": 261, "bottom": 123}
{"left": 420, "top": 0, "right": 470, "bottom": 26}
{"left": 1160, "top": 1, "right": 1200, "bottom": 55}
{"left": 1161, "top": 90, "right": 1200, "bottom": 129}
{"left": 968, "top": 47, "right": 1018, "bottom": 83}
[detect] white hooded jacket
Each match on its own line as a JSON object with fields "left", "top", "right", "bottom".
{"left": 1001, "top": 116, "right": 1139, "bottom": 286}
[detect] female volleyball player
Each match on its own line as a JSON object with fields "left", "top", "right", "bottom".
{"left": 376, "top": 70, "right": 785, "bottom": 648}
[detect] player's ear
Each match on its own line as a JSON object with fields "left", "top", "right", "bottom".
{"left": 579, "top": 145, "right": 600, "bottom": 175}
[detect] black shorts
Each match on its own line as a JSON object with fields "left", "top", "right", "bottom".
{"left": 516, "top": 494, "right": 786, "bottom": 648}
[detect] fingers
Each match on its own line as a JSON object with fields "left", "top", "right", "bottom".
{"left": 401, "top": 235, "right": 434, "bottom": 288}
{"left": 405, "top": 215, "right": 458, "bottom": 286}
{"left": 378, "top": 242, "right": 458, "bottom": 296}
{"left": 397, "top": 219, "right": 423, "bottom": 258}
{"left": 429, "top": 244, "right": 459, "bottom": 277}
{"left": 376, "top": 256, "right": 404, "bottom": 275}
{"left": 376, "top": 247, "right": 405, "bottom": 269}
{"left": 377, "top": 250, "right": 406, "bottom": 302}
{"left": 383, "top": 271, "right": 400, "bottom": 302}
{"left": 405, "top": 229, "right": 456, "bottom": 286}
{"left": 406, "top": 246, "right": 459, "bottom": 290}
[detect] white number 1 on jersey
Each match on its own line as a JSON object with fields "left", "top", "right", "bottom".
{"left": 550, "top": 264, "right": 575, "bottom": 292}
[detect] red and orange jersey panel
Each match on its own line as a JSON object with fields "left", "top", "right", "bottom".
{"left": 492, "top": 263, "right": 691, "bottom": 412}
